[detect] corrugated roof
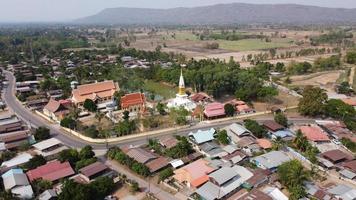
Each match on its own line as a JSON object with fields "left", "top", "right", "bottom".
{"left": 32, "top": 138, "right": 62, "bottom": 151}
{"left": 263, "top": 121, "right": 284, "bottom": 132}
{"left": 126, "top": 148, "right": 157, "bottom": 164}
{"left": 0, "top": 130, "right": 28, "bottom": 143}
{"left": 146, "top": 157, "right": 169, "bottom": 173}
{"left": 121, "top": 93, "right": 145, "bottom": 108}
{"left": 321, "top": 149, "right": 350, "bottom": 163}
{"left": 300, "top": 126, "right": 329, "bottom": 142}
{"left": 3, "top": 173, "right": 29, "bottom": 190}
{"left": 1, "top": 153, "right": 32, "bottom": 168}
{"left": 188, "top": 128, "right": 216, "bottom": 144}
{"left": 252, "top": 151, "right": 291, "bottom": 169}
{"left": 26, "top": 160, "right": 75, "bottom": 182}
{"left": 79, "top": 161, "right": 108, "bottom": 178}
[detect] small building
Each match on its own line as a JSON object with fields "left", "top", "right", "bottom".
{"left": 223, "top": 123, "right": 252, "bottom": 144}
{"left": 191, "top": 92, "right": 211, "bottom": 104}
{"left": 241, "top": 189, "right": 273, "bottom": 200}
{"left": 32, "top": 138, "right": 68, "bottom": 159}
{"left": 79, "top": 162, "right": 110, "bottom": 182}
{"left": 26, "top": 160, "right": 75, "bottom": 182}
{"left": 271, "top": 130, "right": 295, "bottom": 141}
{"left": 343, "top": 160, "right": 356, "bottom": 173}
{"left": 26, "top": 98, "right": 49, "bottom": 111}
{"left": 125, "top": 147, "right": 157, "bottom": 164}
{"left": 173, "top": 159, "right": 215, "bottom": 188}
{"left": 188, "top": 128, "right": 216, "bottom": 145}
{"left": 1, "top": 168, "right": 34, "bottom": 199}
{"left": 199, "top": 142, "right": 227, "bottom": 158}
{"left": 1, "top": 153, "right": 33, "bottom": 168}
{"left": 71, "top": 81, "right": 119, "bottom": 105}
{"left": 196, "top": 165, "right": 253, "bottom": 200}
{"left": 256, "top": 139, "right": 272, "bottom": 150}
{"left": 244, "top": 168, "right": 271, "bottom": 189}
{"left": 263, "top": 121, "right": 284, "bottom": 132}
{"left": 262, "top": 186, "right": 288, "bottom": 200}
{"left": 120, "top": 93, "right": 146, "bottom": 112}
{"left": 251, "top": 151, "right": 291, "bottom": 170}
{"left": 321, "top": 150, "right": 352, "bottom": 164}
{"left": 204, "top": 102, "right": 226, "bottom": 119}
{"left": 0, "top": 117, "right": 23, "bottom": 133}
{"left": 299, "top": 126, "right": 330, "bottom": 142}
{"left": 43, "top": 99, "right": 70, "bottom": 122}
{"left": 38, "top": 189, "right": 57, "bottom": 200}
{"left": 0, "top": 130, "right": 30, "bottom": 150}
{"left": 327, "top": 184, "right": 356, "bottom": 200}
{"left": 145, "top": 156, "right": 170, "bottom": 173}
{"left": 159, "top": 136, "right": 178, "bottom": 149}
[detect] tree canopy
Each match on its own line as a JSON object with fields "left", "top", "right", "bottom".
{"left": 298, "top": 86, "right": 327, "bottom": 117}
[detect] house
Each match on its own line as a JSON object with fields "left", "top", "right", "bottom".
{"left": 26, "top": 160, "right": 75, "bottom": 182}
{"left": 223, "top": 123, "right": 252, "bottom": 144}
{"left": 245, "top": 168, "right": 271, "bottom": 189}
{"left": 125, "top": 148, "right": 157, "bottom": 164}
{"left": 339, "top": 169, "right": 356, "bottom": 180}
{"left": 26, "top": 98, "right": 49, "bottom": 110}
{"left": 46, "top": 89, "right": 63, "bottom": 99}
{"left": 145, "top": 156, "right": 170, "bottom": 173}
{"left": 159, "top": 136, "right": 178, "bottom": 149}
{"left": 271, "top": 130, "right": 295, "bottom": 141}
{"left": 236, "top": 136, "right": 261, "bottom": 156}
{"left": 204, "top": 102, "right": 226, "bottom": 119}
{"left": 227, "top": 100, "right": 255, "bottom": 114}
{"left": 0, "top": 117, "right": 23, "bottom": 133}
{"left": 188, "top": 128, "right": 216, "bottom": 145}
{"left": 79, "top": 162, "right": 110, "bottom": 182}
{"left": 221, "top": 149, "right": 247, "bottom": 164}
{"left": 327, "top": 184, "right": 356, "bottom": 200}
{"left": 256, "top": 139, "right": 272, "bottom": 150}
{"left": 240, "top": 189, "right": 273, "bottom": 200}
{"left": 71, "top": 81, "right": 119, "bottom": 105}
{"left": 191, "top": 92, "right": 211, "bottom": 104}
{"left": 32, "top": 138, "right": 68, "bottom": 159}
{"left": 299, "top": 126, "right": 330, "bottom": 142}
{"left": 121, "top": 93, "right": 146, "bottom": 112}
{"left": 199, "top": 142, "right": 228, "bottom": 158}
{"left": 43, "top": 99, "right": 70, "bottom": 122}
{"left": 1, "top": 168, "right": 34, "bottom": 199}
{"left": 38, "top": 189, "right": 57, "bottom": 200}
{"left": 263, "top": 121, "right": 284, "bottom": 132}
{"left": 1, "top": 153, "right": 33, "bottom": 168}
{"left": 173, "top": 159, "right": 215, "bottom": 188}
{"left": 321, "top": 150, "right": 352, "bottom": 164}
{"left": 0, "top": 130, "right": 30, "bottom": 150}
{"left": 196, "top": 165, "right": 253, "bottom": 200}
{"left": 262, "top": 186, "right": 288, "bottom": 200}
{"left": 251, "top": 151, "right": 291, "bottom": 170}
{"left": 343, "top": 160, "right": 356, "bottom": 173}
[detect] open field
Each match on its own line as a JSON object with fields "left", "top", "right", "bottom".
{"left": 218, "top": 38, "right": 294, "bottom": 51}
{"left": 143, "top": 80, "right": 177, "bottom": 99}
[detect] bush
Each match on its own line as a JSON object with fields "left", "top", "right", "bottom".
{"left": 34, "top": 127, "right": 50, "bottom": 141}
{"left": 159, "top": 168, "right": 173, "bottom": 182}
{"left": 244, "top": 119, "right": 267, "bottom": 138}
{"left": 83, "top": 99, "right": 97, "bottom": 112}
{"left": 83, "top": 125, "right": 99, "bottom": 138}
{"left": 60, "top": 117, "right": 77, "bottom": 129}
{"left": 24, "top": 155, "right": 46, "bottom": 170}
{"left": 75, "top": 158, "right": 97, "bottom": 171}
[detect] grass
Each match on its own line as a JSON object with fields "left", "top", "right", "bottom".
{"left": 218, "top": 38, "right": 294, "bottom": 51}
{"left": 143, "top": 80, "right": 176, "bottom": 99}
{"left": 173, "top": 32, "right": 199, "bottom": 41}
{"left": 336, "top": 68, "right": 350, "bottom": 84}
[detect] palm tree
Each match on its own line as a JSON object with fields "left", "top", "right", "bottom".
{"left": 95, "top": 111, "right": 105, "bottom": 129}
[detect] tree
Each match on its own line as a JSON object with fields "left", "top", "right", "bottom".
{"left": 169, "top": 107, "right": 189, "bottom": 125}
{"left": 324, "top": 99, "right": 356, "bottom": 120}
{"left": 224, "top": 103, "right": 235, "bottom": 117}
{"left": 159, "top": 168, "right": 173, "bottom": 182}
{"left": 156, "top": 102, "right": 166, "bottom": 115}
{"left": 165, "top": 136, "right": 194, "bottom": 158}
{"left": 60, "top": 117, "right": 77, "bottom": 129}
{"left": 122, "top": 110, "right": 130, "bottom": 121}
{"left": 130, "top": 181, "right": 140, "bottom": 193}
{"left": 83, "top": 125, "right": 99, "bottom": 138}
{"left": 298, "top": 86, "right": 327, "bottom": 117}
{"left": 216, "top": 130, "right": 230, "bottom": 145}
{"left": 34, "top": 126, "right": 50, "bottom": 141}
{"left": 244, "top": 119, "right": 267, "bottom": 138}
{"left": 79, "top": 145, "right": 95, "bottom": 160}
{"left": 59, "top": 149, "right": 80, "bottom": 165}
{"left": 278, "top": 160, "right": 309, "bottom": 200}
{"left": 83, "top": 99, "right": 97, "bottom": 112}
{"left": 346, "top": 51, "right": 356, "bottom": 64}
{"left": 95, "top": 112, "right": 105, "bottom": 128}
{"left": 337, "top": 82, "right": 353, "bottom": 95}
{"left": 32, "top": 179, "right": 52, "bottom": 195}
{"left": 24, "top": 155, "right": 46, "bottom": 170}
{"left": 274, "top": 113, "right": 288, "bottom": 127}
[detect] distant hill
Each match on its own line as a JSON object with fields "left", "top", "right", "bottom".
{"left": 75, "top": 3, "right": 356, "bottom": 25}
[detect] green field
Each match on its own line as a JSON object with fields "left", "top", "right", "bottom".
{"left": 143, "top": 80, "right": 176, "bottom": 99}
{"left": 171, "top": 32, "right": 199, "bottom": 41}
{"left": 218, "top": 38, "right": 294, "bottom": 51}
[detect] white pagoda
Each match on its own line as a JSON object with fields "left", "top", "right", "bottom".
{"left": 167, "top": 69, "right": 196, "bottom": 111}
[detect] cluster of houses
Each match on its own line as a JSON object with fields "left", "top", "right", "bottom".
{"left": 1, "top": 135, "right": 115, "bottom": 199}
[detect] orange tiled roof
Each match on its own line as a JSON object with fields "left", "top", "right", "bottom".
{"left": 72, "top": 81, "right": 118, "bottom": 104}
{"left": 121, "top": 93, "right": 145, "bottom": 108}
{"left": 256, "top": 139, "right": 272, "bottom": 149}
{"left": 300, "top": 126, "right": 329, "bottom": 142}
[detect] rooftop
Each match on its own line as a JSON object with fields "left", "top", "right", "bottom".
{"left": 204, "top": 102, "right": 225, "bottom": 118}
{"left": 121, "top": 93, "right": 145, "bottom": 108}
{"left": 188, "top": 128, "right": 216, "bottom": 144}
{"left": 32, "top": 138, "right": 62, "bottom": 151}
{"left": 300, "top": 126, "right": 329, "bottom": 142}
{"left": 321, "top": 149, "right": 351, "bottom": 163}
{"left": 79, "top": 161, "right": 108, "bottom": 178}
{"left": 26, "top": 160, "right": 75, "bottom": 182}
{"left": 126, "top": 148, "right": 157, "bottom": 164}
{"left": 263, "top": 121, "right": 284, "bottom": 132}
{"left": 252, "top": 151, "right": 291, "bottom": 169}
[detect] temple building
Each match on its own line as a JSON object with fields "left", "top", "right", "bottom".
{"left": 167, "top": 69, "right": 196, "bottom": 111}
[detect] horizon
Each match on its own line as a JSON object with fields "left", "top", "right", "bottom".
{"left": 1, "top": 0, "right": 356, "bottom": 23}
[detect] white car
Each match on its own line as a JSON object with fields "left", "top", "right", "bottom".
{"left": 332, "top": 139, "right": 341, "bottom": 145}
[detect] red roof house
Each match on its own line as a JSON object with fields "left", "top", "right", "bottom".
{"left": 26, "top": 160, "right": 75, "bottom": 182}
{"left": 121, "top": 93, "right": 145, "bottom": 112}
{"left": 300, "top": 126, "right": 330, "bottom": 142}
{"left": 204, "top": 102, "right": 226, "bottom": 119}
{"left": 191, "top": 92, "right": 211, "bottom": 103}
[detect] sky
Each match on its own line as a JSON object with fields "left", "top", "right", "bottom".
{"left": 1, "top": 0, "right": 356, "bottom": 22}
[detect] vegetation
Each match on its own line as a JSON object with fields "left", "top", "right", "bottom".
{"left": 216, "top": 130, "right": 230, "bottom": 145}
{"left": 158, "top": 168, "right": 173, "bottom": 182}
{"left": 340, "top": 138, "right": 356, "bottom": 153}
{"left": 34, "top": 126, "right": 51, "bottom": 141}
{"left": 59, "top": 146, "right": 96, "bottom": 171}
{"left": 60, "top": 117, "right": 77, "bottom": 129}
{"left": 24, "top": 155, "right": 47, "bottom": 170}
{"left": 337, "top": 82, "right": 354, "bottom": 95}
{"left": 83, "top": 99, "right": 97, "bottom": 112}
{"left": 346, "top": 51, "right": 356, "bottom": 64}
{"left": 32, "top": 179, "right": 53, "bottom": 195}
{"left": 59, "top": 177, "right": 114, "bottom": 200}
{"left": 169, "top": 107, "right": 190, "bottom": 125}
{"left": 224, "top": 103, "right": 235, "bottom": 117}
{"left": 274, "top": 113, "right": 288, "bottom": 127}
{"left": 165, "top": 136, "right": 194, "bottom": 159}
{"left": 243, "top": 119, "right": 267, "bottom": 138}
{"left": 107, "top": 147, "right": 150, "bottom": 177}
{"left": 298, "top": 86, "right": 328, "bottom": 117}
{"left": 293, "top": 130, "right": 319, "bottom": 163}
{"left": 278, "top": 160, "right": 309, "bottom": 200}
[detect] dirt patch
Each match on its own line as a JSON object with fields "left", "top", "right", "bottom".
{"left": 289, "top": 71, "right": 342, "bottom": 92}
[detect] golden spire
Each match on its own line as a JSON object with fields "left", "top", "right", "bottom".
{"left": 178, "top": 68, "right": 185, "bottom": 95}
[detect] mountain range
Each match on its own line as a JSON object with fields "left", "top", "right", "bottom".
{"left": 75, "top": 3, "right": 356, "bottom": 25}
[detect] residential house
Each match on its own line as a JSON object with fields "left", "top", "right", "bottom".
{"left": 221, "top": 149, "right": 247, "bottom": 165}
{"left": 321, "top": 150, "right": 352, "bottom": 165}
{"left": 271, "top": 130, "right": 295, "bottom": 141}
{"left": 26, "top": 160, "right": 75, "bottom": 182}
{"left": 173, "top": 159, "right": 215, "bottom": 188}
{"left": 159, "top": 136, "right": 178, "bottom": 149}
{"left": 46, "top": 89, "right": 63, "bottom": 99}
{"left": 223, "top": 123, "right": 252, "bottom": 144}
{"left": 0, "top": 130, "right": 30, "bottom": 150}
{"left": 125, "top": 147, "right": 169, "bottom": 173}
{"left": 237, "top": 136, "right": 261, "bottom": 156}
{"left": 263, "top": 121, "right": 284, "bottom": 133}
{"left": 227, "top": 100, "right": 254, "bottom": 115}
{"left": 262, "top": 186, "right": 289, "bottom": 200}
{"left": 240, "top": 189, "right": 273, "bottom": 200}
{"left": 26, "top": 98, "right": 49, "bottom": 111}
{"left": 327, "top": 184, "right": 356, "bottom": 200}
{"left": 121, "top": 93, "right": 146, "bottom": 112}
{"left": 204, "top": 102, "right": 226, "bottom": 119}
{"left": 299, "top": 126, "right": 330, "bottom": 143}
{"left": 38, "top": 189, "right": 57, "bottom": 200}
{"left": 251, "top": 151, "right": 291, "bottom": 170}
{"left": 1, "top": 153, "right": 33, "bottom": 168}
{"left": 244, "top": 168, "right": 271, "bottom": 189}
{"left": 191, "top": 92, "right": 211, "bottom": 104}
{"left": 1, "top": 168, "right": 34, "bottom": 199}
{"left": 43, "top": 99, "right": 70, "bottom": 122}
{"left": 71, "top": 81, "right": 119, "bottom": 105}
{"left": 188, "top": 128, "right": 216, "bottom": 145}
{"left": 196, "top": 165, "right": 253, "bottom": 200}
{"left": 199, "top": 142, "right": 228, "bottom": 158}
{"left": 79, "top": 162, "right": 110, "bottom": 182}
{"left": 343, "top": 160, "right": 356, "bottom": 173}
{"left": 0, "top": 117, "right": 23, "bottom": 133}
{"left": 256, "top": 139, "right": 272, "bottom": 150}
{"left": 32, "top": 138, "right": 68, "bottom": 160}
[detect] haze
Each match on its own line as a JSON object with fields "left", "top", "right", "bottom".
{"left": 1, "top": 0, "right": 356, "bottom": 22}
